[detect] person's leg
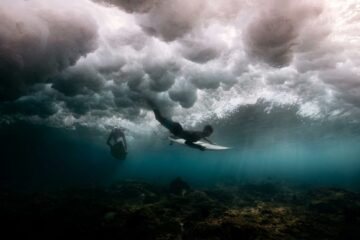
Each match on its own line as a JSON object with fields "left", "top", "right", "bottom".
{"left": 153, "top": 109, "right": 183, "bottom": 134}
{"left": 153, "top": 109, "right": 170, "bottom": 126}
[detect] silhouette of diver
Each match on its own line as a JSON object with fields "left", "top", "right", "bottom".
{"left": 107, "top": 128, "right": 127, "bottom": 160}
{"left": 151, "top": 106, "right": 213, "bottom": 151}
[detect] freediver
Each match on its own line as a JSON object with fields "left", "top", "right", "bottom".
{"left": 150, "top": 104, "right": 213, "bottom": 151}
{"left": 107, "top": 128, "right": 128, "bottom": 160}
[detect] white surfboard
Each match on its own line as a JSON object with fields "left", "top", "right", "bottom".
{"left": 168, "top": 136, "right": 231, "bottom": 151}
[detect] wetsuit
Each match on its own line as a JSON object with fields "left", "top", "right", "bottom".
{"left": 153, "top": 109, "right": 207, "bottom": 150}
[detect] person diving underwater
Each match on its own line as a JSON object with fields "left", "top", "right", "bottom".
{"left": 150, "top": 104, "right": 214, "bottom": 151}
{"left": 107, "top": 128, "right": 128, "bottom": 160}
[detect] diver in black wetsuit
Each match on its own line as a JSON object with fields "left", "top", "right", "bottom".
{"left": 107, "top": 128, "right": 127, "bottom": 160}
{"left": 152, "top": 108, "right": 213, "bottom": 151}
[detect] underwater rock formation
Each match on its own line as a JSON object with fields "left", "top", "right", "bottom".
{"left": 169, "top": 177, "right": 191, "bottom": 196}
{"left": 0, "top": 180, "right": 359, "bottom": 239}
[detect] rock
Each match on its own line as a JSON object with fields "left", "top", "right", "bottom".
{"left": 104, "top": 211, "right": 117, "bottom": 222}
{"left": 109, "top": 180, "right": 161, "bottom": 204}
{"left": 169, "top": 177, "right": 191, "bottom": 196}
{"left": 1, "top": 180, "right": 360, "bottom": 239}
{"left": 240, "top": 182, "right": 279, "bottom": 195}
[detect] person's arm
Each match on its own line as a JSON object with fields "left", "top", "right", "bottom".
{"left": 203, "top": 137, "right": 213, "bottom": 144}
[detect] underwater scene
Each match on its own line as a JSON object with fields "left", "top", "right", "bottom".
{"left": 1, "top": 0, "right": 360, "bottom": 239}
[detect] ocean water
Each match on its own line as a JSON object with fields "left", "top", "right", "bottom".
{"left": 2, "top": 103, "right": 360, "bottom": 192}
{"left": 1, "top": 0, "right": 360, "bottom": 238}
{"left": 2, "top": 103, "right": 360, "bottom": 239}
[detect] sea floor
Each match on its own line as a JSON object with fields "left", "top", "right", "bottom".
{"left": 1, "top": 179, "right": 359, "bottom": 239}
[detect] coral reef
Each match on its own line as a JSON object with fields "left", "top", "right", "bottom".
{"left": 0, "top": 179, "right": 359, "bottom": 239}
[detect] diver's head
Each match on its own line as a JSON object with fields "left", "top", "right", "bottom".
{"left": 203, "top": 125, "right": 213, "bottom": 137}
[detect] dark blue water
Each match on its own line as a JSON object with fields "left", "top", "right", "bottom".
{"left": 1, "top": 103, "right": 360, "bottom": 191}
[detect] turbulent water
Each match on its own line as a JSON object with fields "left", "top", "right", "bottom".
{"left": 0, "top": 0, "right": 359, "bottom": 192}
{"left": 1, "top": 0, "right": 360, "bottom": 238}
{"left": 2, "top": 101, "right": 360, "bottom": 192}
